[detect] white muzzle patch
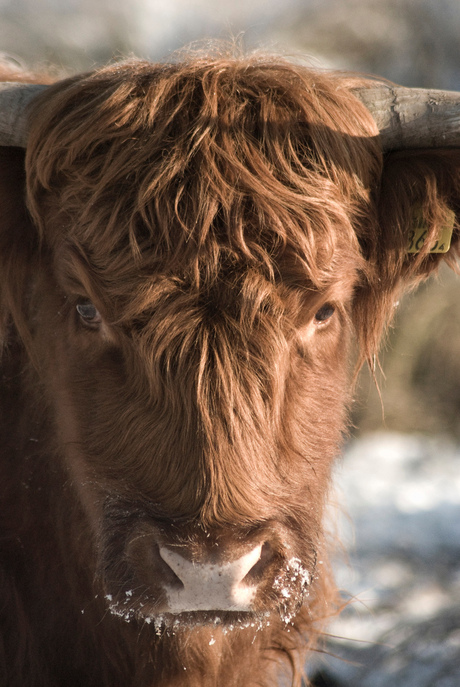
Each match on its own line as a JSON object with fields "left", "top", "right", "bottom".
{"left": 159, "top": 544, "right": 262, "bottom": 613}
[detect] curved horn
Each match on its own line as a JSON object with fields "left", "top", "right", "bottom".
{"left": 354, "top": 85, "right": 460, "bottom": 153}
{"left": 3, "top": 80, "right": 460, "bottom": 153}
{"left": 0, "top": 82, "right": 48, "bottom": 147}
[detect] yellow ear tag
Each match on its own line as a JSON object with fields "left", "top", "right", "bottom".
{"left": 407, "top": 208, "right": 455, "bottom": 254}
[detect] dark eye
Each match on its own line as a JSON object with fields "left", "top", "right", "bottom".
{"left": 314, "top": 303, "right": 335, "bottom": 324}
{"left": 76, "top": 302, "right": 102, "bottom": 326}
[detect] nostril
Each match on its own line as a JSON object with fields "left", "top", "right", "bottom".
{"left": 242, "top": 541, "right": 274, "bottom": 584}
{"left": 157, "top": 546, "right": 185, "bottom": 590}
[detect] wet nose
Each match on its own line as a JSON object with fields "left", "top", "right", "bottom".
{"left": 159, "top": 543, "right": 264, "bottom": 613}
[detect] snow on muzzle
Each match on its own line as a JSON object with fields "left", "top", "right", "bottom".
{"left": 100, "top": 513, "right": 314, "bottom": 623}
{"left": 159, "top": 544, "right": 263, "bottom": 613}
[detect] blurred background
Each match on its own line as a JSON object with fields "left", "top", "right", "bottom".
{"left": 1, "top": 1, "right": 459, "bottom": 685}
{"left": 1, "top": 0, "right": 460, "bottom": 91}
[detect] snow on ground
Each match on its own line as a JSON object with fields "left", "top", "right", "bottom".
{"left": 307, "top": 432, "right": 460, "bottom": 686}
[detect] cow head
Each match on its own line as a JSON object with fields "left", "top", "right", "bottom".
{"left": 0, "top": 55, "right": 459, "bottom": 631}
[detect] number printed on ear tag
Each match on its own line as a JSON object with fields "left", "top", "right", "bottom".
{"left": 407, "top": 208, "right": 456, "bottom": 254}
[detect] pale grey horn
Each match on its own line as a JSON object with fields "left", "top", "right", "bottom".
{"left": 354, "top": 85, "right": 460, "bottom": 153}
{"left": 0, "top": 82, "right": 48, "bottom": 147}
{"left": 3, "top": 80, "right": 460, "bottom": 153}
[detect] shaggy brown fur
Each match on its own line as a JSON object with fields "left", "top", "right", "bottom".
{"left": 0, "top": 49, "right": 459, "bottom": 687}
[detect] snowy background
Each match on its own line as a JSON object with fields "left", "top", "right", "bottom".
{"left": 0, "top": 1, "right": 459, "bottom": 683}
{"left": 307, "top": 433, "right": 460, "bottom": 686}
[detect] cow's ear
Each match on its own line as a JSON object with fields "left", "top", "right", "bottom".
{"left": 378, "top": 148, "right": 460, "bottom": 278}
{"left": 0, "top": 146, "right": 38, "bottom": 345}
{"left": 353, "top": 148, "right": 460, "bottom": 362}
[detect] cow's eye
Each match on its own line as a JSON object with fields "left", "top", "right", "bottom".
{"left": 76, "top": 302, "right": 102, "bottom": 326}
{"left": 314, "top": 303, "right": 335, "bottom": 324}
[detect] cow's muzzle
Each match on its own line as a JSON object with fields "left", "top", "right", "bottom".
{"left": 99, "top": 514, "right": 314, "bottom": 624}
